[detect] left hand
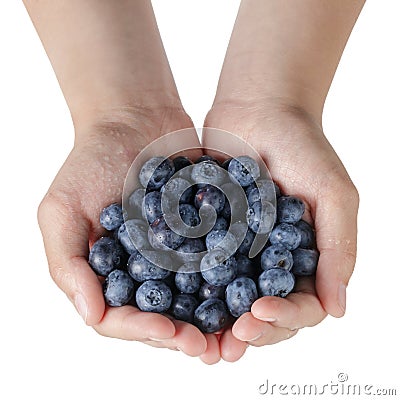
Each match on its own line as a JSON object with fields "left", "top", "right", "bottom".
{"left": 203, "top": 100, "right": 359, "bottom": 361}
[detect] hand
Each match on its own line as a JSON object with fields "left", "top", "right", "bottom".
{"left": 204, "top": 100, "right": 359, "bottom": 361}
{"left": 37, "top": 108, "right": 222, "bottom": 364}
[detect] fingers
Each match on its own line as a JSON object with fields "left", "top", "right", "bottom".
{"left": 219, "top": 328, "right": 248, "bottom": 362}
{"left": 232, "top": 313, "right": 299, "bottom": 346}
{"left": 314, "top": 180, "right": 359, "bottom": 317}
{"left": 158, "top": 320, "right": 207, "bottom": 357}
{"left": 95, "top": 309, "right": 208, "bottom": 357}
{"left": 93, "top": 305, "right": 176, "bottom": 341}
{"left": 38, "top": 192, "right": 105, "bottom": 325}
{"left": 199, "top": 334, "right": 221, "bottom": 365}
{"left": 231, "top": 278, "right": 325, "bottom": 346}
{"left": 251, "top": 277, "right": 327, "bottom": 329}
{"left": 247, "top": 326, "right": 299, "bottom": 347}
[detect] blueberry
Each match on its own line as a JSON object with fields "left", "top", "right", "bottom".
{"left": 161, "top": 177, "right": 193, "bottom": 205}
{"left": 175, "top": 262, "right": 202, "bottom": 293}
{"left": 170, "top": 294, "right": 199, "bottom": 323}
{"left": 139, "top": 156, "right": 175, "bottom": 191}
{"left": 246, "top": 200, "right": 276, "bottom": 234}
{"left": 142, "top": 191, "right": 162, "bottom": 224}
{"left": 175, "top": 238, "right": 206, "bottom": 263}
{"left": 194, "top": 185, "right": 225, "bottom": 215}
{"left": 249, "top": 181, "right": 281, "bottom": 198}
{"left": 89, "top": 237, "right": 126, "bottom": 276}
{"left": 127, "top": 250, "right": 171, "bottom": 282}
{"left": 261, "top": 244, "right": 293, "bottom": 271}
{"left": 173, "top": 156, "right": 192, "bottom": 171}
{"left": 291, "top": 248, "right": 319, "bottom": 276}
{"left": 194, "top": 298, "right": 229, "bottom": 333}
{"left": 221, "top": 201, "right": 231, "bottom": 221}
{"left": 212, "top": 216, "right": 228, "bottom": 231}
{"left": 103, "top": 269, "right": 135, "bottom": 306}
{"left": 225, "top": 276, "right": 258, "bottom": 317}
{"left": 135, "top": 280, "right": 172, "bottom": 313}
{"left": 149, "top": 217, "right": 185, "bottom": 250}
{"left": 176, "top": 238, "right": 206, "bottom": 253}
{"left": 205, "top": 229, "right": 238, "bottom": 255}
{"left": 269, "top": 223, "right": 301, "bottom": 250}
{"left": 128, "top": 188, "right": 146, "bottom": 217}
{"left": 235, "top": 254, "right": 255, "bottom": 277}
{"left": 179, "top": 204, "right": 200, "bottom": 227}
{"left": 221, "top": 158, "right": 233, "bottom": 170}
{"left": 245, "top": 182, "right": 256, "bottom": 196}
{"left": 198, "top": 282, "right": 226, "bottom": 301}
{"left": 246, "top": 179, "right": 277, "bottom": 205}
{"left": 164, "top": 204, "right": 201, "bottom": 238}
{"left": 228, "top": 156, "right": 260, "bottom": 187}
{"left": 195, "top": 155, "right": 219, "bottom": 164}
{"left": 118, "top": 219, "right": 150, "bottom": 254}
{"left": 200, "top": 248, "right": 237, "bottom": 286}
{"left": 147, "top": 227, "right": 172, "bottom": 252}
{"left": 100, "top": 203, "right": 124, "bottom": 231}
{"left": 191, "top": 161, "right": 225, "bottom": 186}
{"left": 277, "top": 196, "right": 305, "bottom": 224}
{"left": 295, "top": 220, "right": 316, "bottom": 249}
{"left": 246, "top": 187, "right": 261, "bottom": 206}
{"left": 220, "top": 182, "right": 248, "bottom": 222}
{"left": 258, "top": 268, "right": 295, "bottom": 298}
{"left": 231, "top": 222, "right": 256, "bottom": 256}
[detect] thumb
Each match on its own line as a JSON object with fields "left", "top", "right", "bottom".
{"left": 38, "top": 192, "right": 105, "bottom": 325}
{"left": 314, "top": 179, "right": 359, "bottom": 318}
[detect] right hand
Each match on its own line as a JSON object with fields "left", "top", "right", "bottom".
{"left": 37, "top": 107, "right": 222, "bottom": 364}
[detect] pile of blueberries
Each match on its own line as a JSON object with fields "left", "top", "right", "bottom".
{"left": 88, "top": 155, "right": 319, "bottom": 333}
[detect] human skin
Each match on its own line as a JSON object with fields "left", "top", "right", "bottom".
{"left": 25, "top": 0, "right": 363, "bottom": 364}
{"left": 203, "top": 0, "right": 363, "bottom": 361}
{"left": 24, "top": 0, "right": 220, "bottom": 361}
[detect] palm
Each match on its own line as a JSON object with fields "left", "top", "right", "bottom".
{"left": 38, "top": 113, "right": 221, "bottom": 362}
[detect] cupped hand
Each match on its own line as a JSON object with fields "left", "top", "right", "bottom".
{"left": 204, "top": 101, "right": 359, "bottom": 361}
{"left": 37, "top": 107, "right": 221, "bottom": 363}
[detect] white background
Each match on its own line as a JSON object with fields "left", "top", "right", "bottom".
{"left": 1, "top": 1, "right": 399, "bottom": 399}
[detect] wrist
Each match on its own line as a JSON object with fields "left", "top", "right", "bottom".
{"left": 69, "top": 86, "right": 185, "bottom": 131}
{"left": 204, "top": 95, "right": 322, "bottom": 141}
{"left": 73, "top": 104, "right": 193, "bottom": 148}
{"left": 213, "top": 70, "right": 324, "bottom": 126}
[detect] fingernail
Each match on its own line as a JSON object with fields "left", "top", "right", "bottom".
{"left": 247, "top": 333, "right": 263, "bottom": 342}
{"left": 257, "top": 317, "right": 277, "bottom": 323}
{"left": 338, "top": 283, "right": 347, "bottom": 314}
{"left": 74, "top": 293, "right": 88, "bottom": 323}
{"left": 148, "top": 337, "right": 165, "bottom": 342}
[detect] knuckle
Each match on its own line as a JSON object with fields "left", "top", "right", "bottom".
{"left": 48, "top": 262, "right": 69, "bottom": 288}
{"left": 37, "top": 195, "right": 51, "bottom": 227}
{"left": 37, "top": 192, "right": 77, "bottom": 293}
{"left": 37, "top": 191, "right": 68, "bottom": 228}
{"left": 318, "top": 171, "right": 359, "bottom": 210}
{"left": 341, "top": 181, "right": 359, "bottom": 208}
